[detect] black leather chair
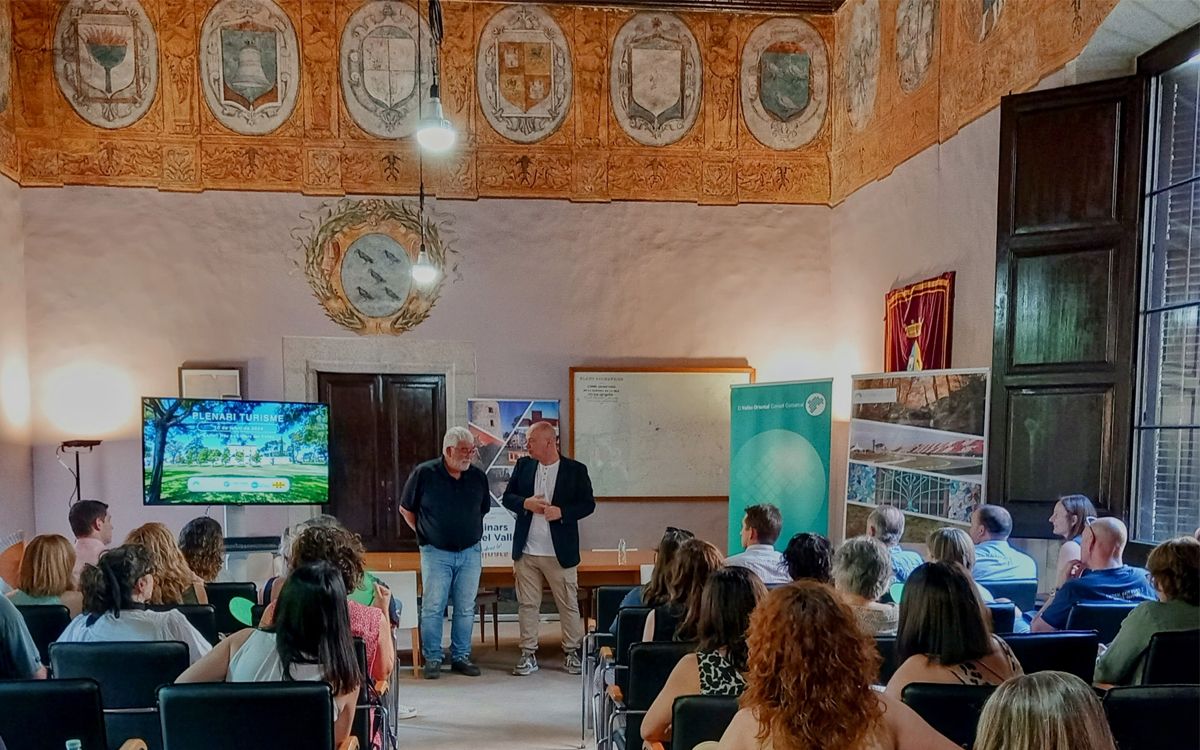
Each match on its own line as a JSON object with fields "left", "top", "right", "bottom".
{"left": 596, "top": 586, "right": 637, "bottom": 633}
{"left": 15, "top": 604, "right": 71, "bottom": 667}
{"left": 158, "top": 682, "right": 350, "bottom": 750}
{"left": 984, "top": 580, "right": 1038, "bottom": 611}
{"left": 202, "top": 582, "right": 258, "bottom": 636}
{"left": 1142, "top": 630, "right": 1200, "bottom": 685}
{"left": 670, "top": 694, "right": 739, "bottom": 750}
{"left": 609, "top": 640, "right": 696, "bottom": 750}
{"left": 149, "top": 604, "right": 219, "bottom": 646}
{"left": 1001, "top": 631, "right": 1100, "bottom": 682}
{"left": 612, "top": 607, "right": 653, "bottom": 696}
{"left": 1104, "top": 685, "right": 1200, "bottom": 750}
{"left": 900, "top": 683, "right": 996, "bottom": 748}
{"left": 874, "top": 635, "right": 899, "bottom": 685}
{"left": 1066, "top": 602, "right": 1138, "bottom": 644}
{"left": 51, "top": 640, "right": 189, "bottom": 750}
{"left": 0, "top": 678, "right": 142, "bottom": 750}
{"left": 986, "top": 601, "right": 1016, "bottom": 634}
{"left": 250, "top": 604, "right": 266, "bottom": 628}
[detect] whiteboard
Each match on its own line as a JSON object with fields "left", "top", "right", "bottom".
{"left": 571, "top": 368, "right": 754, "bottom": 498}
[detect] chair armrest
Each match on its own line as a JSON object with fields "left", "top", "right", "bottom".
{"left": 337, "top": 737, "right": 360, "bottom": 750}
{"left": 599, "top": 645, "right": 614, "bottom": 661}
{"left": 118, "top": 741, "right": 148, "bottom": 750}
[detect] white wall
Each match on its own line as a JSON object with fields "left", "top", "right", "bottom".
{"left": 0, "top": 174, "right": 34, "bottom": 540}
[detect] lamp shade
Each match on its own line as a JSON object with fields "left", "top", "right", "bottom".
{"left": 416, "top": 97, "right": 456, "bottom": 152}
{"left": 411, "top": 245, "right": 440, "bottom": 286}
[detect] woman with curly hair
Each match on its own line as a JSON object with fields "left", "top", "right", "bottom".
{"left": 715, "top": 583, "right": 957, "bottom": 750}
{"left": 178, "top": 517, "right": 225, "bottom": 583}
{"left": 643, "top": 538, "right": 724, "bottom": 642}
{"left": 124, "top": 522, "right": 207, "bottom": 606}
{"left": 781, "top": 532, "right": 833, "bottom": 584}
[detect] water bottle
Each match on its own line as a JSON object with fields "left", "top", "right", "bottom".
{"left": 617, "top": 538, "right": 627, "bottom": 566}
{"left": 65, "top": 741, "right": 83, "bottom": 750}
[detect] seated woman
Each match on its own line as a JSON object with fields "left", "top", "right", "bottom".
{"left": 1049, "top": 494, "right": 1097, "bottom": 590}
{"left": 177, "top": 561, "right": 360, "bottom": 746}
{"left": 715, "top": 582, "right": 957, "bottom": 750}
{"left": 608, "top": 526, "right": 693, "bottom": 634}
{"left": 57, "top": 544, "right": 212, "bottom": 664}
{"left": 643, "top": 538, "right": 724, "bottom": 642}
{"left": 178, "top": 517, "right": 226, "bottom": 584}
{"left": 124, "top": 523, "right": 208, "bottom": 606}
{"left": 7, "top": 534, "right": 84, "bottom": 617}
{"left": 974, "top": 671, "right": 1117, "bottom": 750}
{"left": 1096, "top": 535, "right": 1200, "bottom": 685}
{"left": 926, "top": 528, "right": 1030, "bottom": 635}
{"left": 782, "top": 532, "right": 833, "bottom": 584}
{"left": 833, "top": 536, "right": 898, "bottom": 635}
{"left": 885, "top": 562, "right": 1022, "bottom": 698}
{"left": 642, "top": 567, "right": 765, "bottom": 744}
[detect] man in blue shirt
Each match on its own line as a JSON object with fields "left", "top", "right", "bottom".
{"left": 1032, "top": 517, "right": 1157, "bottom": 632}
{"left": 866, "top": 505, "right": 923, "bottom": 583}
{"left": 970, "top": 504, "right": 1038, "bottom": 583}
{"left": 725, "top": 503, "right": 791, "bottom": 586}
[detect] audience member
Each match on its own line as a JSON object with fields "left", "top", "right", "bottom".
{"left": 7, "top": 534, "right": 84, "bottom": 617}
{"left": 927, "top": 527, "right": 995, "bottom": 602}
{"left": 0, "top": 594, "right": 45, "bottom": 679}
{"left": 867, "top": 505, "right": 923, "bottom": 583}
{"left": 642, "top": 567, "right": 766, "bottom": 744}
{"left": 833, "top": 536, "right": 898, "bottom": 635}
{"left": 124, "top": 522, "right": 208, "bottom": 606}
{"left": 1048, "top": 494, "right": 1098, "bottom": 589}
{"left": 643, "top": 538, "right": 723, "bottom": 642}
{"left": 68, "top": 500, "right": 112, "bottom": 579}
{"left": 57, "top": 544, "right": 211, "bottom": 664}
{"left": 609, "top": 526, "right": 693, "bottom": 633}
{"left": 715, "top": 583, "right": 957, "bottom": 750}
{"left": 177, "top": 561, "right": 360, "bottom": 745}
{"left": 1033, "top": 517, "right": 1156, "bottom": 633}
{"left": 974, "top": 671, "right": 1117, "bottom": 750}
{"left": 724, "top": 504, "right": 790, "bottom": 586}
{"left": 178, "top": 517, "right": 226, "bottom": 583}
{"left": 1095, "top": 535, "right": 1200, "bottom": 684}
{"left": 970, "top": 504, "right": 1037, "bottom": 583}
{"left": 262, "top": 514, "right": 341, "bottom": 604}
{"left": 885, "top": 562, "right": 1022, "bottom": 697}
{"left": 781, "top": 532, "right": 833, "bottom": 584}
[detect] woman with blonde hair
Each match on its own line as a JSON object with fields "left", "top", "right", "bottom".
{"left": 8, "top": 534, "right": 84, "bottom": 617}
{"left": 124, "top": 523, "right": 207, "bottom": 606}
{"left": 927, "top": 527, "right": 994, "bottom": 602}
{"left": 975, "top": 671, "right": 1116, "bottom": 750}
{"left": 715, "top": 583, "right": 957, "bottom": 750}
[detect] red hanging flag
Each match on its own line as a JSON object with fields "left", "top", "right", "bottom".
{"left": 884, "top": 272, "right": 955, "bottom": 372}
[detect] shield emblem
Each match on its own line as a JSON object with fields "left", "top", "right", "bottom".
{"left": 76, "top": 11, "right": 136, "bottom": 96}
{"left": 361, "top": 26, "right": 415, "bottom": 109}
{"left": 759, "top": 42, "right": 810, "bottom": 122}
{"left": 629, "top": 44, "right": 683, "bottom": 121}
{"left": 220, "top": 22, "right": 279, "bottom": 109}
{"left": 496, "top": 41, "right": 552, "bottom": 113}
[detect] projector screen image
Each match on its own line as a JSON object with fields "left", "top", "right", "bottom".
{"left": 143, "top": 398, "right": 329, "bottom": 505}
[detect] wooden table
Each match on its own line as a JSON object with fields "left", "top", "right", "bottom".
{"left": 364, "top": 549, "right": 656, "bottom": 589}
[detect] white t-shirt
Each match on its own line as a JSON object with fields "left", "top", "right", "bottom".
{"left": 228, "top": 629, "right": 339, "bottom": 716}
{"left": 523, "top": 460, "right": 559, "bottom": 557}
{"left": 57, "top": 608, "right": 213, "bottom": 664}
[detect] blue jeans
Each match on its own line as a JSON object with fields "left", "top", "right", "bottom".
{"left": 419, "top": 543, "right": 482, "bottom": 663}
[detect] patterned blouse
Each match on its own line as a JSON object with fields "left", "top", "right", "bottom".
{"left": 948, "top": 635, "right": 1023, "bottom": 685}
{"left": 697, "top": 650, "right": 746, "bottom": 696}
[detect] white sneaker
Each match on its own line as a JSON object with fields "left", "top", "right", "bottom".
{"left": 395, "top": 703, "right": 418, "bottom": 720}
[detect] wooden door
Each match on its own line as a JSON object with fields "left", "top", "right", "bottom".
{"left": 990, "top": 76, "right": 1146, "bottom": 537}
{"left": 318, "top": 372, "right": 446, "bottom": 551}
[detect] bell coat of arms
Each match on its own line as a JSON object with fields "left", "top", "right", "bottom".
{"left": 610, "top": 12, "right": 702, "bottom": 147}
{"left": 340, "top": 0, "right": 431, "bottom": 139}
{"left": 740, "top": 18, "right": 829, "bottom": 151}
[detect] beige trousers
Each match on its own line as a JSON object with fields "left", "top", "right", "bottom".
{"left": 514, "top": 554, "right": 584, "bottom": 654}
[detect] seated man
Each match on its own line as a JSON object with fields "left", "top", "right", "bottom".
{"left": 68, "top": 500, "right": 112, "bottom": 579}
{"left": 724, "top": 503, "right": 790, "bottom": 586}
{"left": 1032, "top": 517, "right": 1157, "bottom": 632}
{"left": 970, "top": 504, "right": 1038, "bottom": 583}
{"left": 866, "top": 505, "right": 923, "bottom": 584}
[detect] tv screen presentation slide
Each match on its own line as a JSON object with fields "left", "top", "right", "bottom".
{"left": 143, "top": 398, "right": 329, "bottom": 505}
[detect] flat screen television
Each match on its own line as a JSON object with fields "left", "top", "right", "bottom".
{"left": 143, "top": 397, "right": 329, "bottom": 505}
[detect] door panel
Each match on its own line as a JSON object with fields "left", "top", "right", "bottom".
{"left": 1010, "top": 248, "right": 1114, "bottom": 367}
{"left": 382, "top": 375, "right": 446, "bottom": 550}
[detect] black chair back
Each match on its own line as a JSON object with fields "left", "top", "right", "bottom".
{"left": 1104, "top": 685, "right": 1200, "bottom": 750}
{"left": 149, "top": 604, "right": 219, "bottom": 646}
{"left": 986, "top": 602, "right": 1016, "bottom": 634}
{"left": 1065, "top": 602, "right": 1138, "bottom": 644}
{"left": 0, "top": 678, "right": 108, "bottom": 750}
{"left": 203, "top": 582, "right": 258, "bottom": 636}
{"left": 984, "top": 580, "right": 1038, "bottom": 611}
{"left": 900, "top": 683, "right": 996, "bottom": 748}
{"left": 250, "top": 604, "right": 266, "bottom": 628}
{"left": 1142, "top": 630, "right": 1200, "bottom": 685}
{"left": 1001, "top": 631, "right": 1099, "bottom": 682}
{"left": 51, "top": 640, "right": 189, "bottom": 750}
{"left": 158, "top": 682, "right": 335, "bottom": 750}
{"left": 14, "top": 604, "right": 71, "bottom": 667}
{"left": 670, "top": 694, "right": 739, "bottom": 750}
{"left": 874, "top": 636, "right": 899, "bottom": 685}
{"left": 596, "top": 585, "right": 637, "bottom": 631}
{"left": 613, "top": 607, "right": 652, "bottom": 696}
{"left": 624, "top": 641, "right": 697, "bottom": 744}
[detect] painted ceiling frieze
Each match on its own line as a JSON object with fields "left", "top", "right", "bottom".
{"left": 610, "top": 12, "right": 702, "bottom": 147}
{"left": 842, "top": 0, "right": 880, "bottom": 132}
{"left": 896, "top": 0, "right": 937, "bottom": 93}
{"left": 741, "top": 17, "right": 829, "bottom": 151}
{"left": 340, "top": 0, "right": 431, "bottom": 139}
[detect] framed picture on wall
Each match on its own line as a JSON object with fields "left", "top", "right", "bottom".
{"left": 178, "top": 361, "right": 247, "bottom": 400}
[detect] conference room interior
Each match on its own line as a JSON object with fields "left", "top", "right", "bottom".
{"left": 0, "top": 0, "right": 1198, "bottom": 748}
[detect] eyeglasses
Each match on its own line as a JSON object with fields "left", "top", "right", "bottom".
{"left": 1085, "top": 516, "right": 1098, "bottom": 526}
{"left": 665, "top": 527, "right": 695, "bottom": 538}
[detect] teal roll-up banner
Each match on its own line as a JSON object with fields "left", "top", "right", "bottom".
{"left": 728, "top": 379, "right": 832, "bottom": 554}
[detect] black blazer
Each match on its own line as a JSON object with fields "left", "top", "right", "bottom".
{"left": 501, "top": 455, "right": 595, "bottom": 568}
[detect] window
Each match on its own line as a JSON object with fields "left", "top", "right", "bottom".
{"left": 1133, "top": 53, "right": 1200, "bottom": 543}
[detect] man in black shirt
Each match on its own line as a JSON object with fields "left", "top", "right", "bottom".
{"left": 400, "top": 426, "right": 490, "bottom": 679}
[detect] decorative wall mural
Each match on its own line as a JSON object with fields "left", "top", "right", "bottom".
{"left": 199, "top": 0, "right": 300, "bottom": 135}
{"left": 740, "top": 18, "right": 828, "bottom": 151}
{"left": 53, "top": 0, "right": 158, "bottom": 128}
{"left": 340, "top": 1, "right": 431, "bottom": 139}
{"left": 295, "top": 199, "right": 456, "bottom": 335}
{"left": 960, "top": 0, "right": 1004, "bottom": 43}
{"left": 610, "top": 12, "right": 702, "bottom": 147}
{"left": 843, "top": 0, "right": 880, "bottom": 131}
{"left": 476, "top": 4, "right": 572, "bottom": 144}
{"left": 0, "top": 0, "right": 10, "bottom": 115}
{"left": 896, "top": 0, "right": 937, "bottom": 93}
